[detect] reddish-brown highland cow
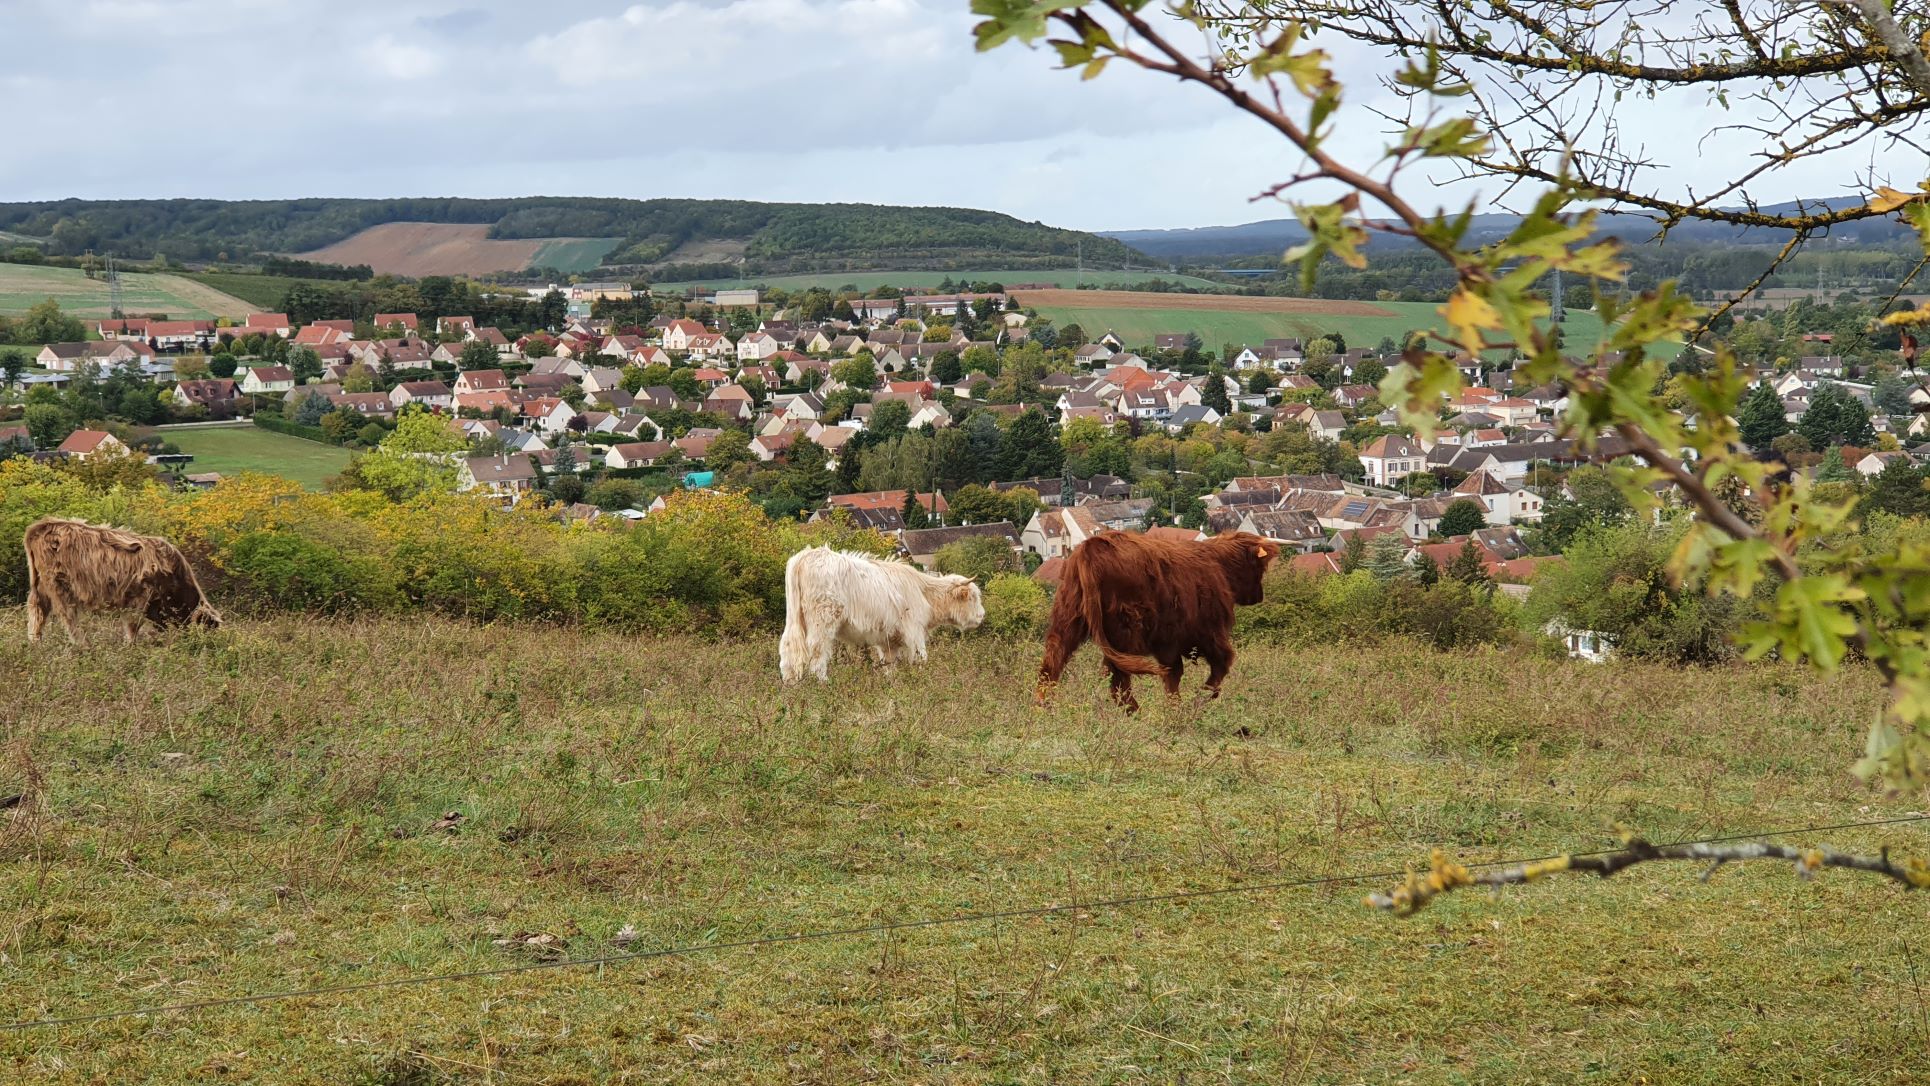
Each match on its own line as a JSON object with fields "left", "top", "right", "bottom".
{"left": 1037, "top": 531, "right": 1277, "bottom": 711}
{"left": 23, "top": 517, "right": 222, "bottom": 644}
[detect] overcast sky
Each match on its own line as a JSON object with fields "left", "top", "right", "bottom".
{"left": 0, "top": 0, "right": 1903, "bottom": 231}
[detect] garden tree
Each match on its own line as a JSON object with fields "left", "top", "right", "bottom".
{"left": 992, "top": 341, "right": 1050, "bottom": 403}
{"left": 23, "top": 402, "right": 69, "bottom": 447}
{"left": 901, "top": 490, "right": 931, "bottom": 530}
{"left": 291, "top": 390, "right": 329, "bottom": 427}
{"left": 586, "top": 478, "right": 646, "bottom": 512}
{"left": 832, "top": 297, "right": 856, "bottom": 321}
{"left": 554, "top": 444, "right": 578, "bottom": 477}
{"left": 549, "top": 473, "right": 586, "bottom": 506}
{"left": 1873, "top": 372, "right": 1915, "bottom": 417}
{"left": 1337, "top": 532, "right": 1367, "bottom": 573}
{"left": 1737, "top": 381, "right": 1791, "bottom": 450}
{"left": 288, "top": 345, "right": 322, "bottom": 383}
{"left": 923, "top": 323, "right": 954, "bottom": 343}
{"left": 174, "top": 355, "right": 211, "bottom": 381}
{"left": 935, "top": 536, "right": 1023, "bottom": 583}
{"left": 960, "top": 343, "right": 1000, "bottom": 377}
{"left": 1028, "top": 321, "right": 1057, "bottom": 349}
{"left": 1353, "top": 358, "right": 1388, "bottom": 388}
{"left": 115, "top": 385, "right": 164, "bottom": 425}
{"left": 868, "top": 398, "right": 912, "bottom": 436}
{"left": 1200, "top": 365, "right": 1232, "bottom": 414}
{"left": 211, "top": 350, "right": 238, "bottom": 379}
{"left": 376, "top": 353, "right": 398, "bottom": 387}
{"left": 1412, "top": 551, "right": 1440, "bottom": 586}
{"left": 1000, "top": 407, "right": 1062, "bottom": 479}
{"left": 458, "top": 340, "right": 497, "bottom": 371}
{"left": 702, "top": 428, "right": 755, "bottom": 475}
{"left": 16, "top": 299, "right": 85, "bottom": 344}
{"left": 1528, "top": 464, "right": 1633, "bottom": 553}
{"left": 775, "top": 438, "right": 836, "bottom": 510}
{"left": 357, "top": 422, "right": 386, "bottom": 446}
{"left": 1057, "top": 323, "right": 1088, "bottom": 352}
{"left": 1400, "top": 471, "right": 1442, "bottom": 498}
{"left": 351, "top": 405, "right": 467, "bottom": 500}
{"left": 539, "top": 289, "right": 567, "bottom": 329}
{"left": 1437, "top": 498, "right": 1488, "bottom": 538}
{"left": 1, "top": 348, "right": 27, "bottom": 388}
{"left": 636, "top": 362, "right": 673, "bottom": 389}
{"left": 342, "top": 362, "right": 377, "bottom": 393}
{"left": 818, "top": 386, "right": 866, "bottom": 424}
{"left": 962, "top": 411, "right": 1004, "bottom": 480}
{"left": 319, "top": 407, "right": 362, "bottom": 444}
{"left": 1798, "top": 383, "right": 1877, "bottom": 449}
{"left": 620, "top": 365, "right": 647, "bottom": 393}
{"left": 740, "top": 375, "right": 767, "bottom": 406}
{"left": 1364, "top": 532, "right": 1411, "bottom": 582}
{"left": 832, "top": 353, "right": 879, "bottom": 391}
{"left": 666, "top": 368, "right": 702, "bottom": 401}
{"left": 1814, "top": 445, "right": 1855, "bottom": 483}
{"left": 1862, "top": 455, "right": 1930, "bottom": 518}
{"left": 947, "top": 483, "right": 1017, "bottom": 525}
{"left": 1245, "top": 369, "right": 1276, "bottom": 395}
{"left": 1445, "top": 539, "right": 1491, "bottom": 586}
{"left": 930, "top": 350, "right": 963, "bottom": 384}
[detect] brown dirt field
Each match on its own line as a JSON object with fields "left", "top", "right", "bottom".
{"left": 1009, "top": 289, "right": 1394, "bottom": 315}
{"left": 299, "top": 223, "right": 548, "bottom": 278}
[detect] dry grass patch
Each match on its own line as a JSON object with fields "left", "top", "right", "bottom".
{"left": 0, "top": 616, "right": 1924, "bottom": 1083}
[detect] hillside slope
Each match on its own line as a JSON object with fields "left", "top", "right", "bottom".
{"left": 0, "top": 197, "right": 1149, "bottom": 278}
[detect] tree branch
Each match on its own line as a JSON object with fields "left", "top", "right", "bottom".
{"left": 1369, "top": 838, "right": 1930, "bottom": 915}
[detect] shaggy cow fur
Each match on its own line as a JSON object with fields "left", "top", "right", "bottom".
{"left": 780, "top": 547, "right": 985, "bottom": 683}
{"left": 1037, "top": 531, "right": 1276, "bottom": 711}
{"left": 23, "top": 518, "right": 222, "bottom": 644}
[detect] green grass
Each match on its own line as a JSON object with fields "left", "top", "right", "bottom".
{"left": 651, "top": 267, "right": 1223, "bottom": 291}
{"left": 149, "top": 423, "right": 352, "bottom": 490}
{"left": 2, "top": 618, "right": 1922, "bottom": 1083}
{"left": 177, "top": 272, "right": 326, "bottom": 312}
{"left": 1031, "top": 298, "right": 1623, "bottom": 354}
{"left": 529, "top": 238, "right": 624, "bottom": 274}
{"left": 0, "top": 264, "right": 254, "bottom": 320}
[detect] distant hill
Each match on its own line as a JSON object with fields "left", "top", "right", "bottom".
{"left": 0, "top": 197, "right": 1150, "bottom": 279}
{"left": 1104, "top": 199, "right": 1912, "bottom": 261}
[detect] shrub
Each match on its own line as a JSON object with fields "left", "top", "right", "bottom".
{"left": 981, "top": 573, "right": 1051, "bottom": 637}
{"left": 219, "top": 530, "right": 388, "bottom": 614}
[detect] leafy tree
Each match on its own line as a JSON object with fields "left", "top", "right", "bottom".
{"left": 667, "top": 369, "right": 702, "bottom": 401}
{"left": 832, "top": 354, "right": 879, "bottom": 391}
{"left": 288, "top": 345, "right": 322, "bottom": 383}
{"left": 458, "top": 340, "right": 498, "bottom": 370}
{"left": 999, "top": 408, "right": 1062, "bottom": 479}
{"left": 1201, "top": 365, "right": 1232, "bottom": 415}
{"left": 1438, "top": 498, "right": 1488, "bottom": 538}
{"left": 1245, "top": 369, "right": 1276, "bottom": 395}
{"left": 1337, "top": 532, "right": 1367, "bottom": 574}
{"left": 934, "top": 536, "right": 1022, "bottom": 582}
{"left": 1737, "top": 381, "right": 1790, "bottom": 450}
{"left": 549, "top": 473, "right": 586, "bottom": 505}
{"left": 1365, "top": 532, "right": 1410, "bottom": 582}
{"left": 16, "top": 299, "right": 86, "bottom": 344}
{"left": 1445, "top": 539, "right": 1491, "bottom": 586}
{"left": 1873, "top": 372, "right": 1915, "bottom": 417}
{"left": 930, "top": 350, "right": 963, "bottom": 384}
{"left": 1529, "top": 465, "right": 1632, "bottom": 554}
{"left": 23, "top": 402, "right": 69, "bottom": 447}
{"left": 901, "top": 490, "right": 931, "bottom": 529}
{"left": 1799, "top": 383, "right": 1876, "bottom": 449}
{"left": 586, "top": 478, "right": 646, "bottom": 511}
{"left": 1058, "top": 323, "right": 1088, "bottom": 351}
{"left": 1861, "top": 455, "right": 1930, "bottom": 518}
{"left": 960, "top": 344, "right": 999, "bottom": 376}
{"left": 351, "top": 405, "right": 466, "bottom": 500}
{"left": 320, "top": 407, "right": 361, "bottom": 444}
{"left": 869, "top": 398, "right": 911, "bottom": 436}
{"left": 342, "top": 362, "right": 377, "bottom": 393}
{"left": 1814, "top": 445, "right": 1854, "bottom": 483}
{"left": 1, "top": 348, "right": 29, "bottom": 388}
{"left": 209, "top": 351, "right": 238, "bottom": 379}
{"left": 1413, "top": 551, "right": 1440, "bottom": 586}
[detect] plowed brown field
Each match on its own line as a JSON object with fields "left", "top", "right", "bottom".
{"left": 1008, "top": 289, "right": 1393, "bottom": 314}
{"left": 299, "top": 223, "right": 546, "bottom": 277}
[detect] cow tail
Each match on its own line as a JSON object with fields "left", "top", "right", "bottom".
{"left": 21, "top": 525, "right": 39, "bottom": 598}
{"left": 1075, "top": 547, "right": 1165, "bottom": 678}
{"left": 779, "top": 549, "right": 809, "bottom": 675}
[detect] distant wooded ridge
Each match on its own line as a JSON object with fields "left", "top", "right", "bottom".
{"left": 1104, "top": 199, "right": 1915, "bottom": 261}
{"left": 0, "top": 197, "right": 1151, "bottom": 275}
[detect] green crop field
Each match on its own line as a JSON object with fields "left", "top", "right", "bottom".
{"left": 1030, "top": 297, "right": 1625, "bottom": 355}
{"left": 177, "top": 272, "right": 330, "bottom": 312}
{"left": 529, "top": 237, "right": 624, "bottom": 274}
{"left": 652, "top": 267, "right": 1223, "bottom": 292}
{"left": 0, "top": 619, "right": 1919, "bottom": 1083}
{"left": 0, "top": 264, "right": 255, "bottom": 320}
{"left": 150, "top": 423, "right": 352, "bottom": 490}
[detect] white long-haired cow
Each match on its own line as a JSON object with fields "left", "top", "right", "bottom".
{"left": 780, "top": 546, "right": 985, "bottom": 682}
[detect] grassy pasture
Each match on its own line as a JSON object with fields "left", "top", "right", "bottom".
{"left": 1, "top": 617, "right": 1923, "bottom": 1084}
{"left": 1026, "top": 294, "right": 1622, "bottom": 355}
{"left": 651, "top": 268, "right": 1223, "bottom": 291}
{"left": 0, "top": 264, "right": 254, "bottom": 320}
{"left": 529, "top": 237, "right": 625, "bottom": 274}
{"left": 149, "top": 424, "right": 352, "bottom": 490}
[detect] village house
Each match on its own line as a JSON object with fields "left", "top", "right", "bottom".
{"left": 55, "top": 429, "right": 128, "bottom": 460}
{"left": 327, "top": 392, "right": 397, "bottom": 418}
{"left": 1021, "top": 505, "right": 1107, "bottom": 559}
{"left": 172, "top": 379, "right": 238, "bottom": 412}
{"left": 389, "top": 380, "right": 453, "bottom": 411}
{"left": 239, "top": 365, "right": 296, "bottom": 395}
{"left": 460, "top": 453, "right": 537, "bottom": 496}
{"left": 244, "top": 312, "right": 293, "bottom": 337}
{"left": 454, "top": 369, "right": 509, "bottom": 395}
{"left": 1359, "top": 434, "right": 1427, "bottom": 487}
{"left": 373, "top": 313, "right": 419, "bottom": 333}
{"left": 605, "top": 441, "right": 673, "bottom": 470}
{"left": 438, "top": 316, "right": 476, "bottom": 337}
{"left": 1453, "top": 469, "right": 1545, "bottom": 524}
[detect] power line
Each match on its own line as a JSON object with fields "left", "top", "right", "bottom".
{"left": 3, "top": 813, "right": 1924, "bottom": 1034}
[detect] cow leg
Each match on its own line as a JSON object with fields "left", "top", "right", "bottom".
{"left": 1035, "top": 620, "right": 1086, "bottom": 705}
{"left": 1159, "top": 657, "right": 1186, "bottom": 698}
{"left": 55, "top": 603, "right": 83, "bottom": 646}
{"left": 870, "top": 641, "right": 899, "bottom": 671}
{"left": 124, "top": 617, "right": 144, "bottom": 644}
{"left": 1200, "top": 635, "right": 1236, "bottom": 700}
{"left": 1107, "top": 663, "right": 1139, "bottom": 713}
{"left": 25, "top": 592, "right": 49, "bottom": 644}
{"left": 804, "top": 622, "right": 840, "bottom": 683}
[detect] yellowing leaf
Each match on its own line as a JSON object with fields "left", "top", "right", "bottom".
{"left": 1441, "top": 288, "right": 1501, "bottom": 354}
